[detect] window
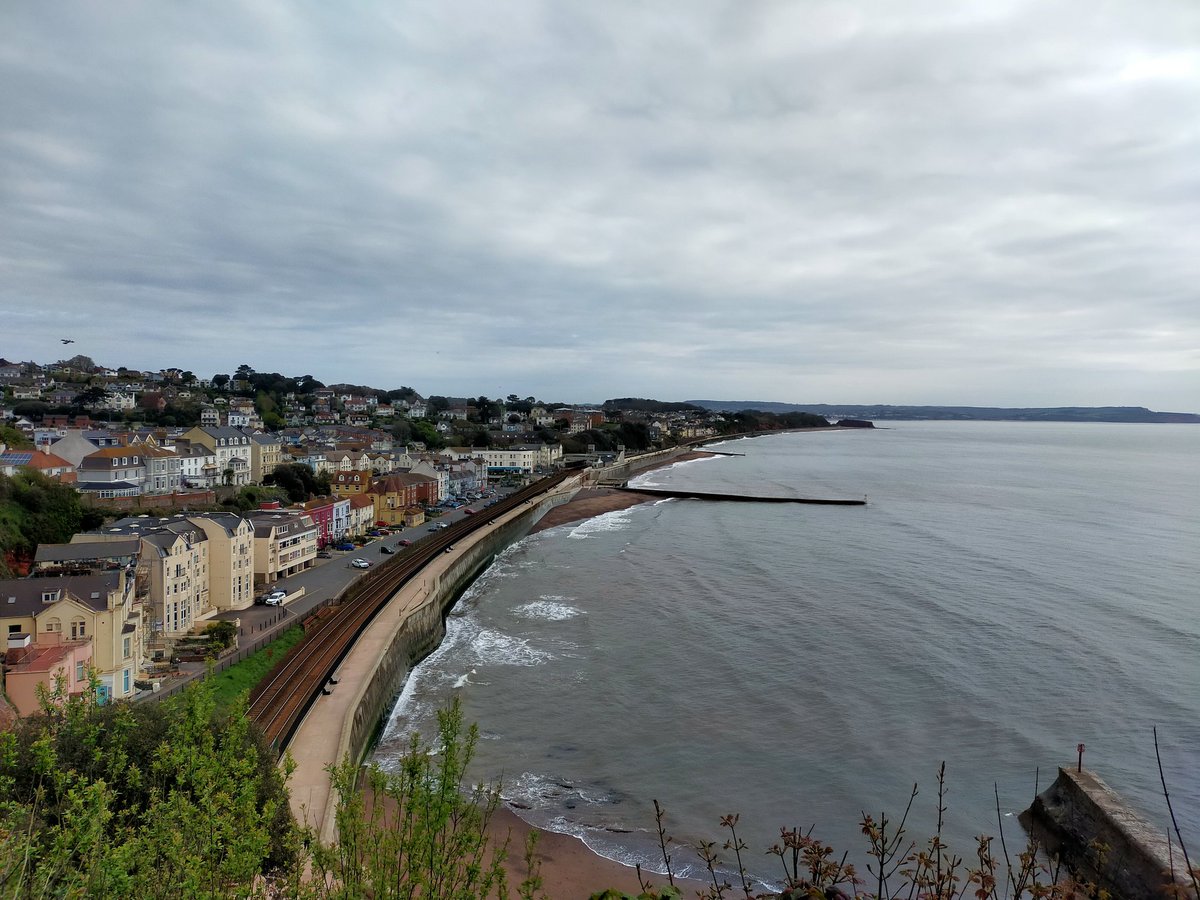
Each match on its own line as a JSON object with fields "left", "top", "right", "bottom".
{"left": 8, "top": 624, "right": 20, "bottom": 634}
{"left": 41, "top": 590, "right": 59, "bottom": 603}
{"left": 75, "top": 661, "right": 85, "bottom": 682}
{"left": 43, "top": 619, "right": 60, "bottom": 633}
{"left": 70, "top": 620, "right": 86, "bottom": 639}
{"left": 123, "top": 669, "right": 131, "bottom": 694}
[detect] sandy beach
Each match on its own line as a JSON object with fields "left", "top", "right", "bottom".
{"left": 531, "top": 451, "right": 720, "bottom": 535}
{"left": 358, "top": 449, "right": 726, "bottom": 897}
{"left": 487, "top": 805, "right": 709, "bottom": 898}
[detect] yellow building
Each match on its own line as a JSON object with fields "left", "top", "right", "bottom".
{"left": 0, "top": 569, "right": 143, "bottom": 706}
{"left": 247, "top": 510, "right": 318, "bottom": 584}
{"left": 186, "top": 513, "right": 257, "bottom": 611}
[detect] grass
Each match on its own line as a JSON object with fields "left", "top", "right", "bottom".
{"left": 208, "top": 624, "right": 305, "bottom": 711}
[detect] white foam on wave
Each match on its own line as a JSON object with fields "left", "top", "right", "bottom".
{"left": 515, "top": 596, "right": 584, "bottom": 621}
{"left": 471, "top": 629, "right": 553, "bottom": 667}
{"left": 628, "top": 453, "right": 723, "bottom": 488}
{"left": 377, "top": 612, "right": 479, "bottom": 751}
{"left": 568, "top": 507, "right": 636, "bottom": 539}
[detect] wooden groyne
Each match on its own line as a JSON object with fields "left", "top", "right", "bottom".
{"left": 620, "top": 487, "right": 866, "bottom": 505}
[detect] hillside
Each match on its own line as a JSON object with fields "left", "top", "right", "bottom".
{"left": 687, "top": 402, "right": 1200, "bottom": 424}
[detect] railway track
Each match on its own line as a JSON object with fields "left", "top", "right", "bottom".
{"left": 247, "top": 470, "right": 573, "bottom": 751}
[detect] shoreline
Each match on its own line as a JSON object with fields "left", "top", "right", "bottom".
{"left": 487, "top": 804, "right": 709, "bottom": 898}
{"left": 530, "top": 450, "right": 721, "bottom": 534}
{"left": 356, "top": 447, "right": 728, "bottom": 894}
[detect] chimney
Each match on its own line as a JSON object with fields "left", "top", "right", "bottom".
{"left": 6, "top": 632, "right": 32, "bottom": 664}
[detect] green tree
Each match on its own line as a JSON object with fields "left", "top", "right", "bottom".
{"left": 410, "top": 419, "right": 445, "bottom": 450}
{"left": 311, "top": 699, "right": 541, "bottom": 899}
{"left": 0, "top": 424, "right": 32, "bottom": 449}
{"left": 265, "top": 463, "right": 327, "bottom": 503}
{"left": 0, "top": 676, "right": 292, "bottom": 896}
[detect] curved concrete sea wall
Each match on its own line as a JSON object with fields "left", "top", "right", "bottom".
{"left": 336, "top": 486, "right": 579, "bottom": 773}
{"left": 1029, "top": 767, "right": 1196, "bottom": 899}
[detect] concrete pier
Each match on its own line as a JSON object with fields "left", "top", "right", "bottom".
{"left": 1028, "top": 767, "right": 1197, "bottom": 899}
{"left": 620, "top": 486, "right": 867, "bottom": 505}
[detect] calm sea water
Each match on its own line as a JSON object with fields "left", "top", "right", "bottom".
{"left": 373, "top": 422, "right": 1200, "bottom": 886}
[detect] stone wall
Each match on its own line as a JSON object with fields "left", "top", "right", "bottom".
{"left": 1029, "top": 767, "right": 1196, "bottom": 899}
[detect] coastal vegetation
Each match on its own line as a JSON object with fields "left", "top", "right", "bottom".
{"left": 0, "top": 470, "right": 105, "bottom": 576}
{"left": 1, "top": 675, "right": 1194, "bottom": 898}
{"left": 208, "top": 624, "right": 306, "bottom": 711}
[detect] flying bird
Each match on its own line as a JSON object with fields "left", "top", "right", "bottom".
{"left": 61, "top": 338, "right": 74, "bottom": 344}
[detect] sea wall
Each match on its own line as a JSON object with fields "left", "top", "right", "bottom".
{"left": 593, "top": 445, "right": 692, "bottom": 484}
{"left": 334, "top": 484, "right": 580, "bottom": 775}
{"left": 1028, "top": 767, "right": 1196, "bottom": 900}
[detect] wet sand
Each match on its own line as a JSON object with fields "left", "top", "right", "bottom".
{"left": 356, "top": 449, "right": 725, "bottom": 896}
{"left": 531, "top": 451, "right": 720, "bottom": 534}
{"left": 488, "top": 805, "right": 708, "bottom": 898}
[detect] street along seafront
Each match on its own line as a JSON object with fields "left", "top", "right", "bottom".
{"left": 372, "top": 422, "right": 1200, "bottom": 889}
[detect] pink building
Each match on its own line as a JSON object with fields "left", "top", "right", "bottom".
{"left": 4, "top": 633, "right": 93, "bottom": 717}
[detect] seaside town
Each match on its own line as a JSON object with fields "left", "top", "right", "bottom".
{"left": 0, "top": 352, "right": 791, "bottom": 719}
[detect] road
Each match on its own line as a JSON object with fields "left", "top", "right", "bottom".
{"left": 215, "top": 492, "right": 510, "bottom": 631}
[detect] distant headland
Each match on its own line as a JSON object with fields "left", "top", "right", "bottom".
{"left": 688, "top": 401, "right": 1200, "bottom": 424}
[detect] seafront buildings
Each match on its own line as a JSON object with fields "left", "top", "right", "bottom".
{"left": 2, "top": 356, "right": 733, "bottom": 714}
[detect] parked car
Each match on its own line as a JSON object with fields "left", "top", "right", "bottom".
{"left": 351, "top": 558, "right": 370, "bottom": 569}
{"left": 335, "top": 542, "right": 355, "bottom": 551}
{"left": 317, "top": 550, "right": 332, "bottom": 558}
{"left": 263, "top": 589, "right": 287, "bottom": 606}
{"left": 463, "top": 508, "right": 476, "bottom": 515}
{"left": 398, "top": 539, "right": 412, "bottom": 546}
{"left": 380, "top": 545, "right": 394, "bottom": 554}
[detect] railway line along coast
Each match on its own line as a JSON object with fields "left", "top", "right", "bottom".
{"left": 269, "top": 445, "right": 709, "bottom": 844}
{"left": 257, "top": 470, "right": 580, "bottom": 842}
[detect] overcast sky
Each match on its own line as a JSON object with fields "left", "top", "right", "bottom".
{"left": 2, "top": 2, "right": 1198, "bottom": 409}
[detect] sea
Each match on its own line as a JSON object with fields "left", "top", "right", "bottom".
{"left": 372, "top": 422, "right": 1200, "bottom": 888}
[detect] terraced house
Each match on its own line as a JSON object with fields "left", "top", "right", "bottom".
{"left": 72, "top": 519, "right": 212, "bottom": 641}
{"left": 0, "top": 563, "right": 143, "bottom": 712}
{"left": 248, "top": 509, "right": 318, "bottom": 584}
{"left": 181, "top": 425, "right": 252, "bottom": 485}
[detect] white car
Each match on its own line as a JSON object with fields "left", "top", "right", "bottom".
{"left": 351, "top": 558, "right": 370, "bottom": 569}
{"left": 264, "top": 589, "right": 287, "bottom": 606}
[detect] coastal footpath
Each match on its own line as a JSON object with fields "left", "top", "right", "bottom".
{"left": 286, "top": 443, "right": 707, "bottom": 845}
{"left": 287, "top": 472, "right": 583, "bottom": 843}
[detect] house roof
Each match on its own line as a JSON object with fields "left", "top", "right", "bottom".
{"left": 0, "top": 572, "right": 121, "bottom": 616}
{"left": 6, "top": 640, "right": 92, "bottom": 674}
{"left": 35, "top": 540, "right": 141, "bottom": 563}
{"left": 370, "top": 473, "right": 437, "bottom": 493}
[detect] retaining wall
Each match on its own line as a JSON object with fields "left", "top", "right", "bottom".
{"left": 335, "top": 486, "right": 579, "bottom": 769}
{"left": 1029, "top": 767, "right": 1196, "bottom": 899}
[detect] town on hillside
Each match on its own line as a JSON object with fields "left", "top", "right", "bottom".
{"left": 0, "top": 353, "right": 828, "bottom": 719}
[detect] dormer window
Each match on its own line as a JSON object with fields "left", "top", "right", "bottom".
{"left": 133, "top": 456, "right": 138, "bottom": 463}
{"left": 42, "top": 590, "right": 60, "bottom": 603}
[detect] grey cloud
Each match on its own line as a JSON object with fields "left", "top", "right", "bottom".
{"left": 1, "top": 0, "right": 1198, "bottom": 407}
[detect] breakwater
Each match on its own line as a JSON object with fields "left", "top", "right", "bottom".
{"left": 1028, "top": 767, "right": 1197, "bottom": 899}
{"left": 621, "top": 486, "right": 867, "bottom": 505}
